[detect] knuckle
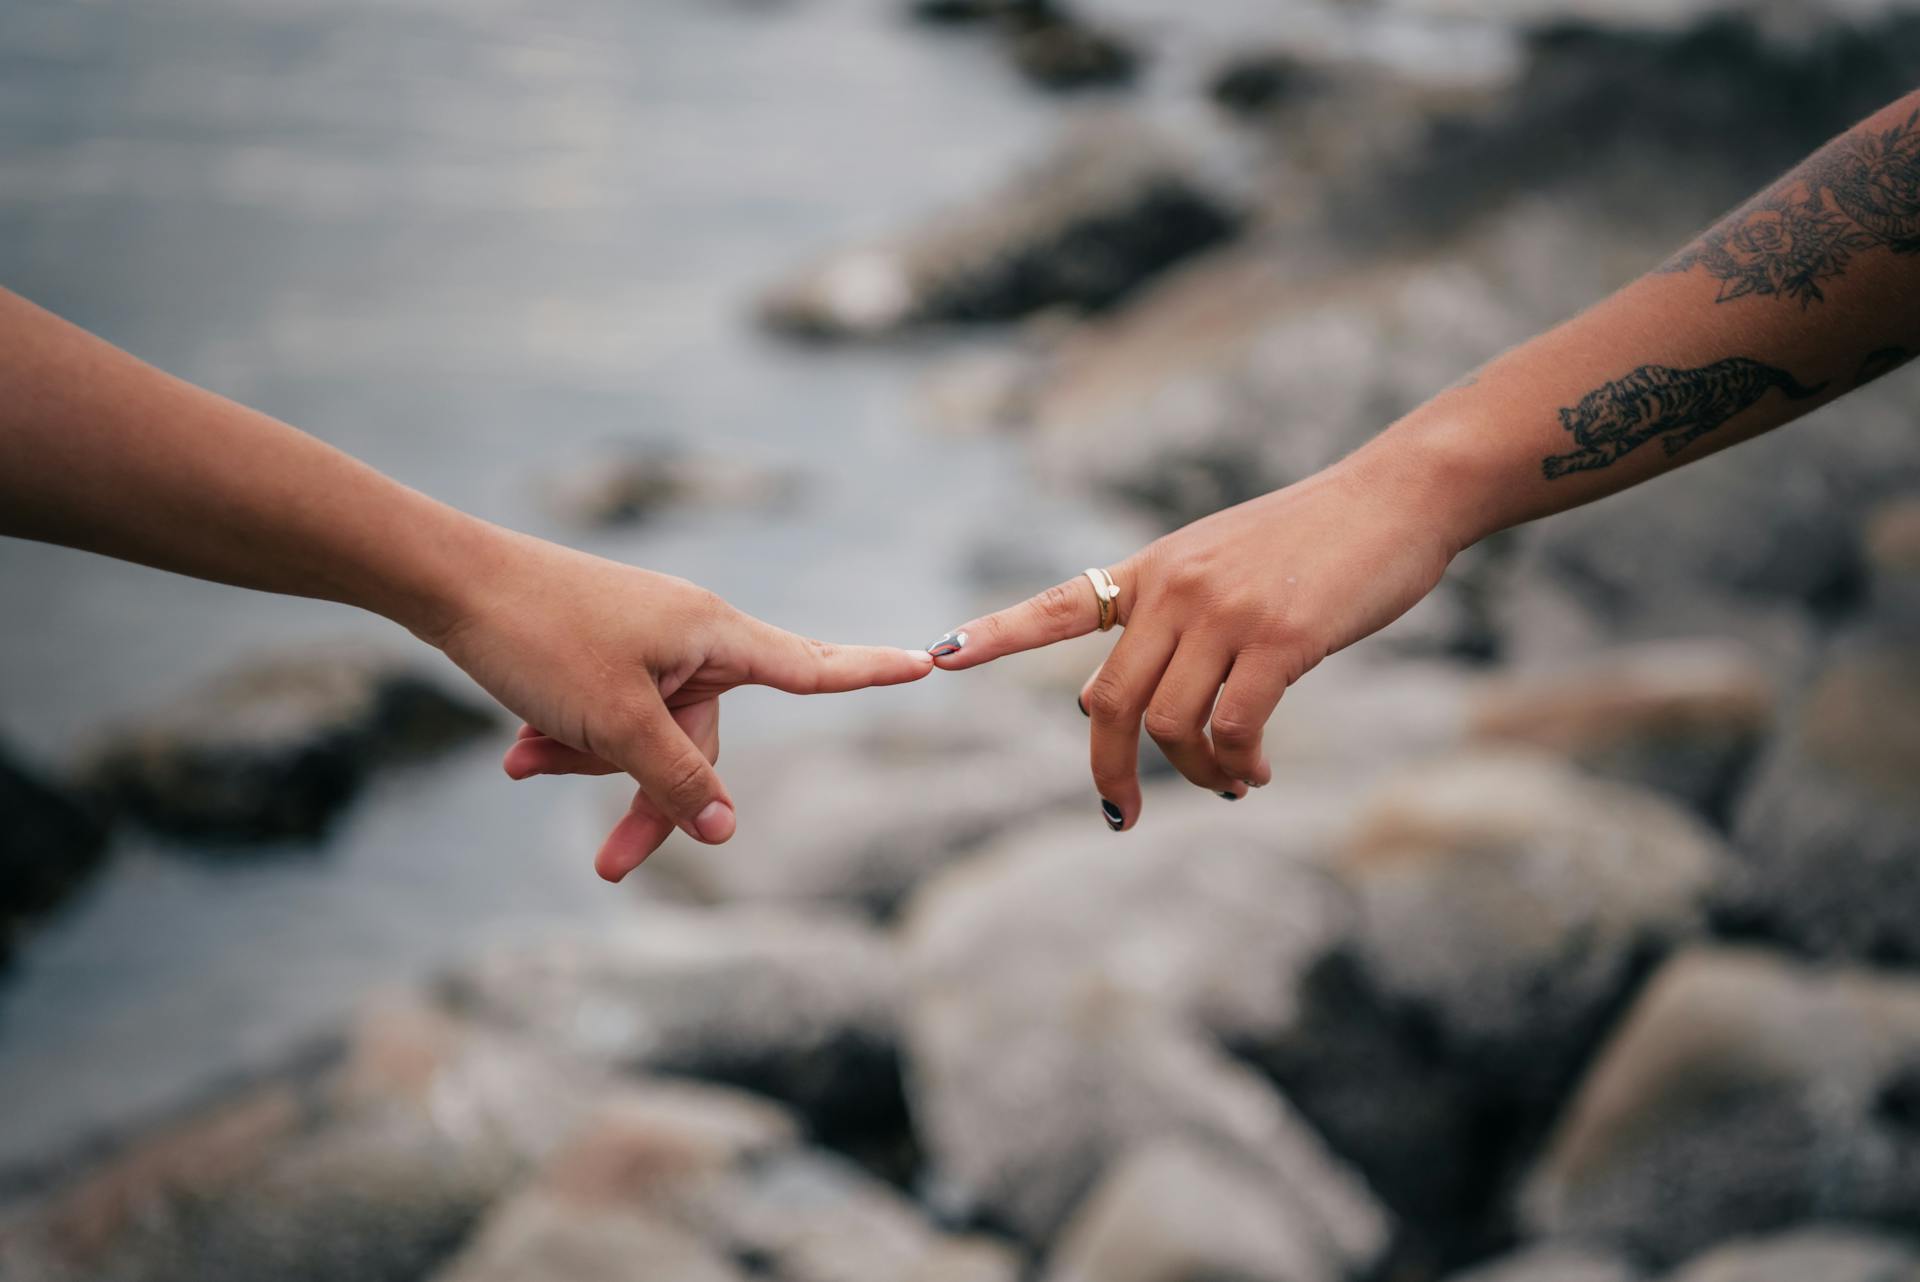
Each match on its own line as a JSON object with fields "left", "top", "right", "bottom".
{"left": 1210, "top": 710, "right": 1261, "bottom": 748}
{"left": 660, "top": 752, "right": 714, "bottom": 814}
{"left": 1037, "top": 582, "right": 1080, "bottom": 622}
{"left": 1142, "top": 707, "right": 1192, "bottom": 745}
{"left": 1083, "top": 679, "right": 1132, "bottom": 724}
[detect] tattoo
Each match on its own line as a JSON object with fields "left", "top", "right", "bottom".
{"left": 1542, "top": 357, "right": 1826, "bottom": 480}
{"left": 1853, "top": 345, "right": 1915, "bottom": 388}
{"left": 1661, "top": 108, "right": 1920, "bottom": 306}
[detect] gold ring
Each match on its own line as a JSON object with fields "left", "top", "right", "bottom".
{"left": 1083, "top": 567, "right": 1120, "bottom": 632}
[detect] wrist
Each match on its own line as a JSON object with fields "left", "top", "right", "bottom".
{"left": 364, "top": 494, "right": 524, "bottom": 651}
{"left": 1338, "top": 402, "right": 1507, "bottom": 556}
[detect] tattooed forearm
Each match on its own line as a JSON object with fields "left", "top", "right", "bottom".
{"left": 1661, "top": 107, "right": 1920, "bottom": 306}
{"left": 1853, "top": 345, "right": 1916, "bottom": 388}
{"left": 1542, "top": 357, "right": 1827, "bottom": 480}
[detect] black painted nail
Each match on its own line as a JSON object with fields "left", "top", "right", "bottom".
{"left": 1218, "top": 790, "right": 1239, "bottom": 801}
{"left": 1100, "top": 799, "right": 1124, "bottom": 830}
{"left": 927, "top": 630, "right": 967, "bottom": 659}
{"left": 1077, "top": 694, "right": 1089, "bottom": 717}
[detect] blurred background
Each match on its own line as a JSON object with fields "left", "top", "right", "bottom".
{"left": 2, "top": 1, "right": 1919, "bottom": 1280}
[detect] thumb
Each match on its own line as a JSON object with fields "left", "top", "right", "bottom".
{"left": 741, "top": 618, "right": 935, "bottom": 695}
{"left": 604, "top": 691, "right": 736, "bottom": 844}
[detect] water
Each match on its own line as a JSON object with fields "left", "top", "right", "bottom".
{"left": 0, "top": 0, "right": 1141, "bottom": 1170}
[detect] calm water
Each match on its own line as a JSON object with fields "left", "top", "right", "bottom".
{"left": 0, "top": 0, "right": 1151, "bottom": 1169}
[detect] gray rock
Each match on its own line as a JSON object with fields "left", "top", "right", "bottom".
{"left": 541, "top": 443, "right": 802, "bottom": 530}
{"left": 1467, "top": 640, "right": 1776, "bottom": 819}
{"left": 899, "top": 787, "right": 1390, "bottom": 1264}
{"left": 639, "top": 695, "right": 1090, "bottom": 917}
{"left": 1865, "top": 494, "right": 1920, "bottom": 635}
{"left": 439, "top": 906, "right": 906, "bottom": 1158}
{"left": 1043, "top": 1138, "right": 1368, "bottom": 1282}
{"left": 431, "top": 1193, "right": 749, "bottom": 1282}
{"left": 0, "top": 742, "right": 109, "bottom": 964}
{"left": 1445, "top": 1245, "right": 1640, "bottom": 1282}
{"left": 759, "top": 116, "right": 1240, "bottom": 339}
{"left": 1521, "top": 948, "right": 1920, "bottom": 1265}
{"left": 1726, "top": 644, "right": 1920, "bottom": 963}
{"left": 1663, "top": 1228, "right": 1920, "bottom": 1282}
{"left": 1251, "top": 751, "right": 1726, "bottom": 1237}
{"left": 80, "top": 651, "right": 494, "bottom": 844}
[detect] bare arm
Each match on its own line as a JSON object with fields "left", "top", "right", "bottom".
{"left": 931, "top": 90, "right": 1920, "bottom": 830}
{"left": 0, "top": 288, "right": 932, "bottom": 876}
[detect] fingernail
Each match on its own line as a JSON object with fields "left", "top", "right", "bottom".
{"left": 1077, "top": 694, "right": 1089, "bottom": 717}
{"left": 1100, "top": 799, "right": 1124, "bottom": 831}
{"left": 927, "top": 630, "right": 967, "bottom": 658}
{"left": 1217, "top": 790, "right": 1239, "bottom": 801}
{"left": 693, "top": 800, "right": 735, "bottom": 843}
{"left": 904, "top": 648, "right": 936, "bottom": 662}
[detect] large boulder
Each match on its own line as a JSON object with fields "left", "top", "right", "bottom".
{"left": 1663, "top": 1227, "right": 1920, "bottom": 1282}
{"left": 1444, "top": 1245, "right": 1640, "bottom": 1282}
{"left": 1248, "top": 751, "right": 1727, "bottom": 1241}
{"left": 899, "top": 785, "right": 1390, "bottom": 1267}
{"left": 1725, "top": 643, "right": 1920, "bottom": 963}
{"left": 1520, "top": 948, "right": 1920, "bottom": 1265}
{"left": 0, "top": 743, "right": 109, "bottom": 964}
{"left": 438, "top": 907, "right": 907, "bottom": 1163}
{"left": 436, "top": 1108, "right": 1018, "bottom": 1282}
{"left": 80, "top": 651, "right": 495, "bottom": 844}
{"left": 1466, "top": 640, "right": 1776, "bottom": 820}
{"left": 758, "top": 115, "right": 1240, "bottom": 340}
{"left": 1042, "top": 1138, "right": 1379, "bottom": 1282}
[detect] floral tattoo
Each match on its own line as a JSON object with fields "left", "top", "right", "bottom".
{"left": 1663, "top": 107, "right": 1920, "bottom": 306}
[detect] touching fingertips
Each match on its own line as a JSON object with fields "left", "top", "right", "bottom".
{"left": 926, "top": 630, "right": 967, "bottom": 659}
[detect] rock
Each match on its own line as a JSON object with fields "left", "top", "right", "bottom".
{"left": 907, "top": 0, "right": 1049, "bottom": 24}
{"left": 0, "top": 743, "right": 110, "bottom": 964}
{"left": 1248, "top": 751, "right": 1726, "bottom": 1242}
{"left": 1725, "top": 644, "right": 1920, "bottom": 963}
{"left": 541, "top": 444, "right": 802, "bottom": 529}
{"left": 0, "top": 1086, "right": 505, "bottom": 1282}
{"left": 438, "top": 1113, "right": 1018, "bottom": 1282}
{"left": 1467, "top": 640, "right": 1776, "bottom": 820}
{"left": 430, "top": 1193, "right": 749, "bottom": 1282}
{"left": 1520, "top": 948, "right": 1920, "bottom": 1266}
{"left": 1444, "top": 1245, "right": 1640, "bottom": 1282}
{"left": 900, "top": 786, "right": 1390, "bottom": 1264}
{"left": 439, "top": 906, "right": 907, "bottom": 1162}
{"left": 80, "top": 652, "right": 495, "bottom": 844}
{"left": 1865, "top": 494, "right": 1920, "bottom": 634}
{"left": 759, "top": 116, "right": 1240, "bottom": 340}
{"left": 639, "top": 696, "right": 1090, "bottom": 917}
{"left": 1043, "top": 1138, "right": 1369, "bottom": 1282}
{"left": 1664, "top": 1227, "right": 1920, "bottom": 1282}
{"left": 1001, "top": 11, "right": 1139, "bottom": 92}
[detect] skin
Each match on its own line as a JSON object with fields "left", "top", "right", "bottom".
{"left": 934, "top": 88, "right": 1920, "bottom": 830}
{"left": 0, "top": 287, "right": 933, "bottom": 880}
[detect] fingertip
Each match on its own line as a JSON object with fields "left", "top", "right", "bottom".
{"left": 692, "top": 799, "right": 736, "bottom": 844}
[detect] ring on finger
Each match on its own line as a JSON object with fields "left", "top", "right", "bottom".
{"left": 1083, "top": 567, "right": 1121, "bottom": 632}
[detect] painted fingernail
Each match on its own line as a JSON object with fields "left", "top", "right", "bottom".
{"left": 1077, "top": 694, "right": 1089, "bottom": 717}
{"left": 927, "top": 630, "right": 967, "bottom": 658}
{"left": 693, "top": 800, "right": 735, "bottom": 843}
{"left": 1218, "top": 790, "right": 1239, "bottom": 801}
{"left": 1100, "top": 799, "right": 1124, "bottom": 831}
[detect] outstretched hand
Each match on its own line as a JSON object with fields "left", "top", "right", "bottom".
{"left": 431, "top": 533, "right": 932, "bottom": 881}
{"left": 928, "top": 455, "right": 1465, "bottom": 829}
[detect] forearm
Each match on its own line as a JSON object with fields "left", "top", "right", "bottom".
{"left": 0, "top": 287, "right": 506, "bottom": 641}
{"left": 1351, "top": 88, "right": 1920, "bottom": 552}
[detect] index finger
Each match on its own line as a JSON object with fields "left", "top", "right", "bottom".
{"left": 929, "top": 568, "right": 1128, "bottom": 671}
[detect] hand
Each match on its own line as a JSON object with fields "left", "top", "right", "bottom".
{"left": 428, "top": 532, "right": 932, "bottom": 880}
{"left": 928, "top": 455, "right": 1463, "bottom": 829}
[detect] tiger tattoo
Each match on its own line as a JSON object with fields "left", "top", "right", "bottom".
{"left": 1542, "top": 356, "right": 1827, "bottom": 480}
